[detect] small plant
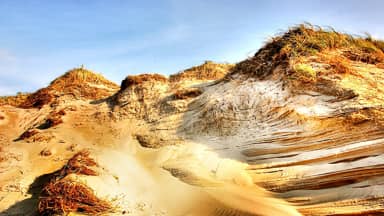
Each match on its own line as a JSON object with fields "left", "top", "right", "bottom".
{"left": 292, "top": 63, "right": 316, "bottom": 82}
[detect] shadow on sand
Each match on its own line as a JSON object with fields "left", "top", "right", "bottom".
{"left": 0, "top": 171, "right": 56, "bottom": 216}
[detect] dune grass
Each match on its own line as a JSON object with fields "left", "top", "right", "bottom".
{"left": 50, "top": 67, "right": 118, "bottom": 89}
{"left": 0, "top": 92, "right": 30, "bottom": 107}
{"left": 271, "top": 23, "right": 384, "bottom": 63}
{"left": 230, "top": 23, "right": 384, "bottom": 79}
{"left": 120, "top": 74, "right": 168, "bottom": 90}
{"left": 170, "top": 61, "right": 234, "bottom": 82}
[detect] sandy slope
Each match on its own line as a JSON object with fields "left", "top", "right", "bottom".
{"left": 1, "top": 26, "right": 384, "bottom": 215}
{"left": 0, "top": 100, "right": 299, "bottom": 216}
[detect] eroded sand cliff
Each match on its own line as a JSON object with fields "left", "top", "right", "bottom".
{"left": 1, "top": 25, "right": 384, "bottom": 215}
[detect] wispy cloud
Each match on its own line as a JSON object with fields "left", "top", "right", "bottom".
{"left": 1, "top": 0, "right": 384, "bottom": 95}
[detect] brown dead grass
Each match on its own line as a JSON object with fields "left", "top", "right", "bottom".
{"left": 19, "top": 88, "right": 55, "bottom": 109}
{"left": 174, "top": 88, "right": 202, "bottom": 100}
{"left": 120, "top": 74, "right": 167, "bottom": 90}
{"left": 59, "top": 150, "right": 99, "bottom": 177}
{"left": 0, "top": 92, "right": 31, "bottom": 107}
{"left": 170, "top": 61, "right": 234, "bottom": 82}
{"left": 343, "top": 50, "right": 384, "bottom": 64}
{"left": 50, "top": 68, "right": 118, "bottom": 89}
{"left": 38, "top": 150, "right": 112, "bottom": 215}
{"left": 17, "top": 68, "right": 118, "bottom": 109}
{"left": 38, "top": 180, "right": 112, "bottom": 215}
{"left": 327, "top": 55, "right": 352, "bottom": 74}
{"left": 228, "top": 23, "right": 384, "bottom": 80}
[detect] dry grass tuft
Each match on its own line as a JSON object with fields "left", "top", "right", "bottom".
{"left": 228, "top": 23, "right": 384, "bottom": 80}
{"left": 0, "top": 92, "right": 31, "bottom": 107}
{"left": 50, "top": 67, "right": 118, "bottom": 89}
{"left": 327, "top": 56, "right": 352, "bottom": 74}
{"left": 173, "top": 88, "right": 202, "bottom": 100}
{"left": 38, "top": 150, "right": 112, "bottom": 215}
{"left": 19, "top": 89, "right": 54, "bottom": 109}
{"left": 59, "top": 150, "right": 99, "bottom": 177}
{"left": 120, "top": 74, "right": 167, "bottom": 90}
{"left": 170, "top": 61, "right": 234, "bottom": 82}
{"left": 38, "top": 180, "right": 112, "bottom": 215}
{"left": 14, "top": 67, "right": 118, "bottom": 109}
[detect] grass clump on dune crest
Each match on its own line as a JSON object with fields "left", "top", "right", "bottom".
{"left": 170, "top": 61, "right": 235, "bottom": 82}
{"left": 0, "top": 92, "right": 31, "bottom": 107}
{"left": 272, "top": 23, "right": 384, "bottom": 63}
{"left": 18, "top": 67, "right": 119, "bottom": 109}
{"left": 120, "top": 74, "right": 168, "bottom": 90}
{"left": 230, "top": 23, "right": 384, "bottom": 79}
{"left": 50, "top": 67, "right": 118, "bottom": 89}
{"left": 1, "top": 67, "right": 119, "bottom": 109}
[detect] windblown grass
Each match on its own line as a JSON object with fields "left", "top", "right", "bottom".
{"left": 170, "top": 61, "right": 234, "bottom": 82}
{"left": 230, "top": 23, "right": 384, "bottom": 79}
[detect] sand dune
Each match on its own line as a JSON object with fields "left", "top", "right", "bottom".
{"left": 1, "top": 25, "right": 384, "bottom": 215}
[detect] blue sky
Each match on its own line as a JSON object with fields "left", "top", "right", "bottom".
{"left": 0, "top": 0, "right": 383, "bottom": 95}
